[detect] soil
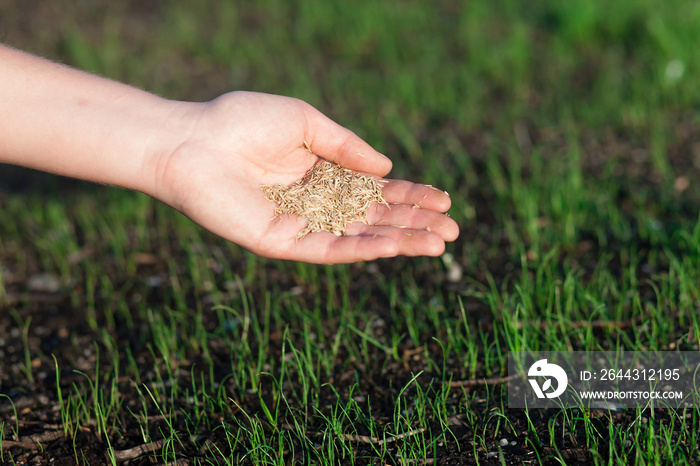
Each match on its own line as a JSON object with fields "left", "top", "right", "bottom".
{"left": 0, "top": 264, "right": 647, "bottom": 466}
{"left": 1, "top": 155, "right": 697, "bottom": 465}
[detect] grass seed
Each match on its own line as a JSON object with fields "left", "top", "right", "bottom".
{"left": 261, "top": 160, "right": 388, "bottom": 239}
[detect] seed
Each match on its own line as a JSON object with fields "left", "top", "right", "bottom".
{"left": 261, "top": 160, "right": 388, "bottom": 239}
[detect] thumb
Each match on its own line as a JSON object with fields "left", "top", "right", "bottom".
{"left": 302, "top": 104, "right": 393, "bottom": 177}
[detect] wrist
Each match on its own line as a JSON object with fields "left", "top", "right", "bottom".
{"left": 139, "top": 100, "right": 206, "bottom": 207}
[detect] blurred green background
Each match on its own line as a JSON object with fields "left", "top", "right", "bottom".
{"left": 4, "top": 0, "right": 699, "bottom": 163}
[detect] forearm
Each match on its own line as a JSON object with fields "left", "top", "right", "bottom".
{"left": 0, "top": 44, "right": 190, "bottom": 194}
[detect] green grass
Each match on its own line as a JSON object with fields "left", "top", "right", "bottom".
{"left": 1, "top": 0, "right": 700, "bottom": 464}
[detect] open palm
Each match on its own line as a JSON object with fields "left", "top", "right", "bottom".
{"left": 153, "top": 92, "right": 459, "bottom": 264}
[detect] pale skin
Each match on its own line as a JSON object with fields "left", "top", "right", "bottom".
{"left": 0, "top": 44, "right": 459, "bottom": 264}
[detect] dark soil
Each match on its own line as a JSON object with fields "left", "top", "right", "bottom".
{"left": 0, "top": 256, "right": 649, "bottom": 466}
{"left": 2, "top": 150, "right": 698, "bottom": 465}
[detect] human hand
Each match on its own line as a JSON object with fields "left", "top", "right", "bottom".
{"left": 0, "top": 46, "right": 457, "bottom": 263}
{"left": 149, "top": 91, "right": 459, "bottom": 264}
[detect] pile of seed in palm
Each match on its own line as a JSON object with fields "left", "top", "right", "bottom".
{"left": 261, "top": 160, "right": 388, "bottom": 239}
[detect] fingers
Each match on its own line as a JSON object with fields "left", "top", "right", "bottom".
{"left": 274, "top": 231, "right": 400, "bottom": 264}
{"left": 302, "top": 104, "right": 392, "bottom": 176}
{"left": 381, "top": 179, "right": 452, "bottom": 212}
{"left": 290, "top": 228, "right": 446, "bottom": 264}
{"left": 257, "top": 215, "right": 452, "bottom": 264}
{"left": 348, "top": 225, "right": 448, "bottom": 257}
{"left": 304, "top": 194, "right": 460, "bottom": 262}
{"left": 365, "top": 204, "right": 459, "bottom": 242}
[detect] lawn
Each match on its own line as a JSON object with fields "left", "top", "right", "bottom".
{"left": 1, "top": 0, "right": 700, "bottom": 464}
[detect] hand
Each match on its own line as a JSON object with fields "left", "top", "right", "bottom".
{"left": 150, "top": 91, "right": 459, "bottom": 264}
{"left": 0, "top": 46, "right": 457, "bottom": 264}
